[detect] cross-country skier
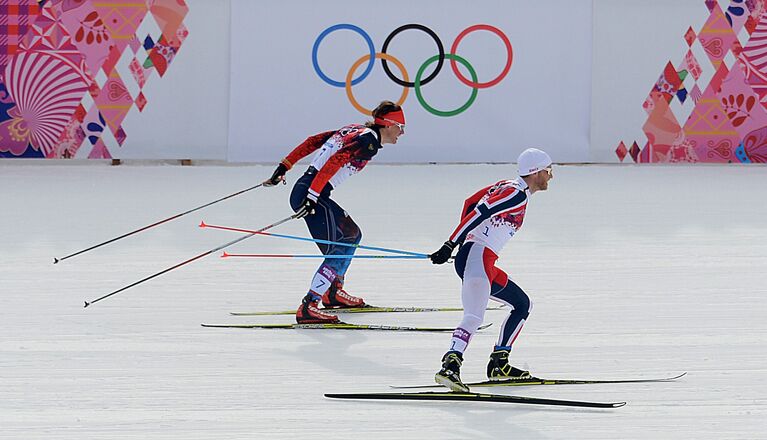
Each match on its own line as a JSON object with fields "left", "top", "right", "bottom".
{"left": 263, "top": 101, "right": 406, "bottom": 324}
{"left": 429, "top": 148, "right": 554, "bottom": 392}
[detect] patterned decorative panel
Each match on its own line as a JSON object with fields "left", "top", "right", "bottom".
{"left": 618, "top": 0, "right": 767, "bottom": 163}
{"left": 0, "top": 0, "right": 40, "bottom": 72}
{"left": 0, "top": 0, "right": 188, "bottom": 158}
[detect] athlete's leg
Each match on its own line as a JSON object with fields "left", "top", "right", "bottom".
{"left": 446, "top": 242, "right": 498, "bottom": 354}
{"left": 486, "top": 274, "right": 533, "bottom": 379}
{"left": 322, "top": 198, "right": 362, "bottom": 278}
{"left": 289, "top": 178, "right": 364, "bottom": 307}
{"left": 315, "top": 198, "right": 365, "bottom": 307}
{"left": 290, "top": 175, "right": 338, "bottom": 300}
{"left": 436, "top": 242, "right": 497, "bottom": 392}
{"left": 290, "top": 175, "right": 342, "bottom": 322}
{"left": 490, "top": 276, "right": 532, "bottom": 349}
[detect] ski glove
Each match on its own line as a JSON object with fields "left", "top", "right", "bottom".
{"left": 429, "top": 240, "right": 456, "bottom": 265}
{"left": 296, "top": 198, "right": 317, "bottom": 219}
{"left": 264, "top": 163, "right": 288, "bottom": 187}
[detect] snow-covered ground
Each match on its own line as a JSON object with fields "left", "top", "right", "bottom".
{"left": 1, "top": 163, "right": 765, "bottom": 439}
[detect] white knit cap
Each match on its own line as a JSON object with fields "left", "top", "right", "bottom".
{"left": 517, "top": 148, "right": 552, "bottom": 176}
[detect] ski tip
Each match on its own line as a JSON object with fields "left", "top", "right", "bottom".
{"left": 325, "top": 393, "right": 356, "bottom": 400}
{"left": 613, "top": 402, "right": 628, "bottom": 408}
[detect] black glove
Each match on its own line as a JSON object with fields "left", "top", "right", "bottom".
{"left": 296, "top": 197, "right": 317, "bottom": 218}
{"left": 264, "top": 163, "right": 288, "bottom": 187}
{"left": 429, "top": 240, "right": 456, "bottom": 265}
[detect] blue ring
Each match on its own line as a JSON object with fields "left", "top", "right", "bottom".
{"left": 312, "top": 24, "right": 375, "bottom": 88}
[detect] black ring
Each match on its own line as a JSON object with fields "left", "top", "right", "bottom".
{"left": 381, "top": 24, "right": 444, "bottom": 88}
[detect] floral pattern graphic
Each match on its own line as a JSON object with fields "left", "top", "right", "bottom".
{"left": 722, "top": 93, "right": 756, "bottom": 127}
{"left": 738, "top": 125, "right": 767, "bottom": 162}
{"left": 2, "top": 51, "right": 88, "bottom": 156}
{"left": 74, "top": 11, "right": 109, "bottom": 45}
{"left": 0, "top": 0, "right": 189, "bottom": 158}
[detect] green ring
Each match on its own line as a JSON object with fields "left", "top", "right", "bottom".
{"left": 415, "top": 53, "right": 478, "bottom": 117}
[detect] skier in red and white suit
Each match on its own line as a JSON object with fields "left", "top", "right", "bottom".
{"left": 264, "top": 101, "right": 406, "bottom": 324}
{"left": 430, "top": 148, "right": 554, "bottom": 392}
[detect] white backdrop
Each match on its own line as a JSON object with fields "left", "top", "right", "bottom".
{"left": 227, "top": 0, "right": 593, "bottom": 163}
{"left": 117, "top": 0, "right": 231, "bottom": 160}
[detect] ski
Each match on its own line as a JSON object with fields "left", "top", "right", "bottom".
{"left": 201, "top": 322, "right": 493, "bottom": 333}
{"left": 390, "top": 372, "right": 687, "bottom": 389}
{"left": 230, "top": 305, "right": 503, "bottom": 316}
{"left": 325, "top": 391, "right": 626, "bottom": 408}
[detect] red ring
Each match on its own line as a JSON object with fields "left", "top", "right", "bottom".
{"left": 449, "top": 24, "right": 513, "bottom": 89}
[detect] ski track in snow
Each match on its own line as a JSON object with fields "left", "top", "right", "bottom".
{"left": 1, "top": 163, "right": 765, "bottom": 439}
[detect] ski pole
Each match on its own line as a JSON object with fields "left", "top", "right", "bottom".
{"left": 83, "top": 213, "right": 300, "bottom": 308}
{"left": 55, "top": 182, "right": 267, "bottom": 264}
{"left": 200, "top": 222, "right": 428, "bottom": 257}
{"left": 221, "top": 252, "right": 426, "bottom": 259}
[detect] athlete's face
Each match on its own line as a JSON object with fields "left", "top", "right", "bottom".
{"left": 380, "top": 122, "right": 405, "bottom": 145}
{"left": 529, "top": 166, "right": 553, "bottom": 192}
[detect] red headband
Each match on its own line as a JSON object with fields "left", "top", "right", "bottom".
{"left": 374, "top": 109, "right": 405, "bottom": 127}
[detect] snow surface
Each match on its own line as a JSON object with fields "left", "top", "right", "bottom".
{"left": 1, "top": 163, "right": 765, "bottom": 439}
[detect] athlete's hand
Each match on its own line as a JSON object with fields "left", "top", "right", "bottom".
{"left": 296, "top": 198, "right": 317, "bottom": 218}
{"left": 263, "top": 163, "right": 288, "bottom": 187}
{"left": 429, "top": 241, "right": 456, "bottom": 264}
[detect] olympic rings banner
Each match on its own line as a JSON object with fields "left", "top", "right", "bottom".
{"left": 229, "top": 0, "right": 593, "bottom": 163}
{"left": 310, "top": 23, "right": 513, "bottom": 118}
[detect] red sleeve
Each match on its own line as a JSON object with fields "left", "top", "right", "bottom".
{"left": 281, "top": 131, "right": 335, "bottom": 170}
{"left": 460, "top": 184, "right": 493, "bottom": 220}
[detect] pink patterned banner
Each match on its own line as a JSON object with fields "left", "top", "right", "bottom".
{"left": 0, "top": 0, "right": 189, "bottom": 158}
{"left": 619, "top": 0, "right": 767, "bottom": 163}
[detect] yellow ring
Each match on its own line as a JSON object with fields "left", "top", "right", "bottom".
{"left": 346, "top": 52, "right": 409, "bottom": 115}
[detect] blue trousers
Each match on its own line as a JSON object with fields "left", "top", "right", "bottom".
{"left": 290, "top": 171, "right": 362, "bottom": 287}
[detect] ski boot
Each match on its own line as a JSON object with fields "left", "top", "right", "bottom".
{"left": 296, "top": 294, "right": 340, "bottom": 324}
{"left": 486, "top": 348, "right": 531, "bottom": 381}
{"left": 435, "top": 351, "right": 470, "bottom": 393}
{"left": 321, "top": 280, "right": 365, "bottom": 308}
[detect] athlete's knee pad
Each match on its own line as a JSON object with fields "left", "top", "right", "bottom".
{"left": 352, "top": 227, "right": 362, "bottom": 245}
{"left": 462, "top": 276, "right": 489, "bottom": 293}
{"left": 516, "top": 294, "right": 532, "bottom": 318}
{"left": 493, "top": 281, "right": 532, "bottom": 318}
{"left": 339, "top": 215, "right": 362, "bottom": 244}
{"left": 458, "top": 313, "right": 484, "bottom": 334}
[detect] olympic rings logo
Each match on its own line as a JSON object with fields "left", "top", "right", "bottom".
{"left": 311, "top": 23, "right": 513, "bottom": 117}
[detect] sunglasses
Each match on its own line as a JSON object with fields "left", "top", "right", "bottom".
{"left": 382, "top": 119, "right": 405, "bottom": 132}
